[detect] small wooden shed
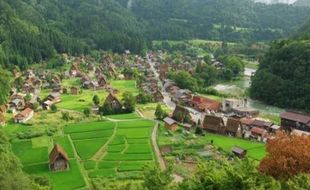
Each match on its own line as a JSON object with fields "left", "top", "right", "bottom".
{"left": 163, "top": 117, "right": 178, "bottom": 132}
{"left": 49, "top": 144, "right": 69, "bottom": 171}
{"left": 231, "top": 146, "right": 247, "bottom": 159}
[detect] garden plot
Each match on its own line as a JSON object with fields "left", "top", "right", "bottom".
{"left": 86, "top": 119, "right": 156, "bottom": 179}
{"left": 12, "top": 140, "right": 48, "bottom": 165}
{"left": 24, "top": 159, "right": 86, "bottom": 190}
{"left": 64, "top": 121, "right": 116, "bottom": 160}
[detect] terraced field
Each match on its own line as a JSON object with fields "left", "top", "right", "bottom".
{"left": 11, "top": 116, "right": 156, "bottom": 189}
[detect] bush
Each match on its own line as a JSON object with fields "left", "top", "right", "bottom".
{"left": 17, "top": 130, "right": 45, "bottom": 139}
{"left": 51, "top": 104, "right": 57, "bottom": 112}
{"left": 83, "top": 108, "right": 91, "bottom": 117}
{"left": 61, "top": 112, "right": 72, "bottom": 121}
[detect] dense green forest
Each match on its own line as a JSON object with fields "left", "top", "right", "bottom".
{"left": 250, "top": 20, "right": 310, "bottom": 112}
{"left": 123, "top": 0, "right": 310, "bottom": 41}
{"left": 0, "top": 0, "right": 146, "bottom": 69}
{"left": 0, "top": 0, "right": 309, "bottom": 68}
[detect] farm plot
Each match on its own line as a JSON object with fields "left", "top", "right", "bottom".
{"left": 74, "top": 138, "right": 109, "bottom": 159}
{"left": 12, "top": 140, "right": 48, "bottom": 165}
{"left": 24, "top": 159, "right": 86, "bottom": 190}
{"left": 87, "top": 119, "right": 156, "bottom": 179}
{"left": 64, "top": 121, "right": 116, "bottom": 160}
{"left": 53, "top": 136, "right": 75, "bottom": 158}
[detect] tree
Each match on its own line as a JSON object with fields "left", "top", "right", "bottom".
{"left": 155, "top": 104, "right": 164, "bottom": 120}
{"left": 24, "top": 94, "right": 32, "bottom": 102}
{"left": 0, "top": 131, "right": 49, "bottom": 190}
{"left": 136, "top": 92, "right": 153, "bottom": 104}
{"left": 99, "top": 103, "right": 113, "bottom": 116}
{"left": 178, "top": 159, "right": 280, "bottom": 190}
{"left": 259, "top": 132, "right": 310, "bottom": 179}
{"left": 143, "top": 165, "right": 173, "bottom": 190}
{"left": 61, "top": 112, "right": 71, "bottom": 121}
{"left": 83, "top": 108, "right": 91, "bottom": 117}
{"left": 122, "top": 92, "right": 136, "bottom": 113}
{"left": 195, "top": 127, "right": 203, "bottom": 135}
{"left": 50, "top": 104, "right": 57, "bottom": 113}
{"left": 92, "top": 95, "right": 100, "bottom": 106}
{"left": 0, "top": 69, "right": 12, "bottom": 105}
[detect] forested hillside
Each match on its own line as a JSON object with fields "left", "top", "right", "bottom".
{"left": 250, "top": 20, "right": 310, "bottom": 112}
{"left": 0, "top": 0, "right": 146, "bottom": 69}
{"left": 125, "top": 0, "right": 310, "bottom": 41}
{"left": 0, "top": 0, "right": 309, "bottom": 69}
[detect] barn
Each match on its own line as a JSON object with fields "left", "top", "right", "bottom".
{"left": 49, "top": 144, "right": 69, "bottom": 171}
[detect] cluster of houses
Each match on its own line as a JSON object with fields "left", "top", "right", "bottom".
{"left": 148, "top": 51, "right": 310, "bottom": 143}
{"left": 0, "top": 52, "right": 125, "bottom": 126}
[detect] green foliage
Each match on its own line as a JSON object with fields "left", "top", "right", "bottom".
{"left": 0, "top": 68, "right": 12, "bottom": 104}
{"left": 136, "top": 92, "right": 153, "bottom": 104}
{"left": 0, "top": 131, "right": 49, "bottom": 190}
{"left": 122, "top": 91, "right": 136, "bottom": 113}
{"left": 50, "top": 104, "right": 57, "bottom": 113}
{"left": 178, "top": 159, "right": 280, "bottom": 190}
{"left": 155, "top": 104, "right": 165, "bottom": 120}
{"left": 92, "top": 95, "right": 100, "bottom": 106}
{"left": 83, "top": 108, "right": 91, "bottom": 117}
{"left": 61, "top": 111, "right": 72, "bottom": 121}
{"left": 168, "top": 70, "right": 198, "bottom": 92}
{"left": 143, "top": 164, "right": 173, "bottom": 190}
{"left": 250, "top": 39, "right": 310, "bottom": 112}
{"left": 128, "top": 0, "right": 310, "bottom": 42}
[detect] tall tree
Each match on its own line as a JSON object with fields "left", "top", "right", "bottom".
{"left": 0, "top": 68, "right": 12, "bottom": 105}
{"left": 259, "top": 132, "right": 310, "bottom": 179}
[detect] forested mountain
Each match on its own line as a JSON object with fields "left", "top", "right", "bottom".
{"left": 0, "top": 0, "right": 309, "bottom": 69}
{"left": 294, "top": 0, "right": 310, "bottom": 7}
{"left": 0, "top": 0, "right": 146, "bottom": 69}
{"left": 250, "top": 20, "right": 310, "bottom": 112}
{"left": 123, "top": 0, "right": 310, "bottom": 41}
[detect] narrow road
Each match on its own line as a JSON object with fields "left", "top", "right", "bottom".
{"left": 147, "top": 53, "right": 204, "bottom": 123}
{"left": 147, "top": 54, "right": 176, "bottom": 111}
{"left": 151, "top": 122, "right": 166, "bottom": 170}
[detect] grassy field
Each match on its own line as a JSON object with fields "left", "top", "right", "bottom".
{"left": 24, "top": 159, "right": 86, "bottom": 190}
{"left": 158, "top": 125, "right": 266, "bottom": 161}
{"left": 111, "top": 80, "right": 139, "bottom": 97}
{"left": 202, "top": 133, "right": 266, "bottom": 160}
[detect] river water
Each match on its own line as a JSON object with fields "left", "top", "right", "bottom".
{"left": 213, "top": 68, "right": 284, "bottom": 115}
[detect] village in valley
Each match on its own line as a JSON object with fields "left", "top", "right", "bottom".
{"left": 0, "top": 42, "right": 309, "bottom": 190}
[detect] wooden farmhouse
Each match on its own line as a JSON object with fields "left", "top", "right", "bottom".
{"left": 104, "top": 93, "right": 123, "bottom": 111}
{"left": 280, "top": 111, "right": 310, "bottom": 133}
{"left": 189, "top": 96, "right": 221, "bottom": 112}
{"left": 163, "top": 117, "right": 178, "bottom": 132}
{"left": 231, "top": 146, "right": 247, "bottom": 159}
{"left": 225, "top": 118, "right": 243, "bottom": 137}
{"left": 49, "top": 144, "right": 69, "bottom": 171}
{"left": 203, "top": 115, "right": 225, "bottom": 134}
{"left": 172, "top": 105, "right": 192, "bottom": 123}
{"left": 14, "top": 108, "right": 34, "bottom": 123}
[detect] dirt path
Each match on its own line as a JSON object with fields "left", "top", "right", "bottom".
{"left": 151, "top": 122, "right": 166, "bottom": 170}
{"left": 92, "top": 122, "right": 118, "bottom": 161}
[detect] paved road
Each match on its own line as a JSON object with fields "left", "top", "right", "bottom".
{"left": 147, "top": 54, "right": 176, "bottom": 111}
{"left": 147, "top": 53, "right": 204, "bottom": 123}
{"left": 151, "top": 122, "right": 166, "bottom": 170}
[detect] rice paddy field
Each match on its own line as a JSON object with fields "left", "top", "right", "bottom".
{"left": 10, "top": 116, "right": 156, "bottom": 189}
